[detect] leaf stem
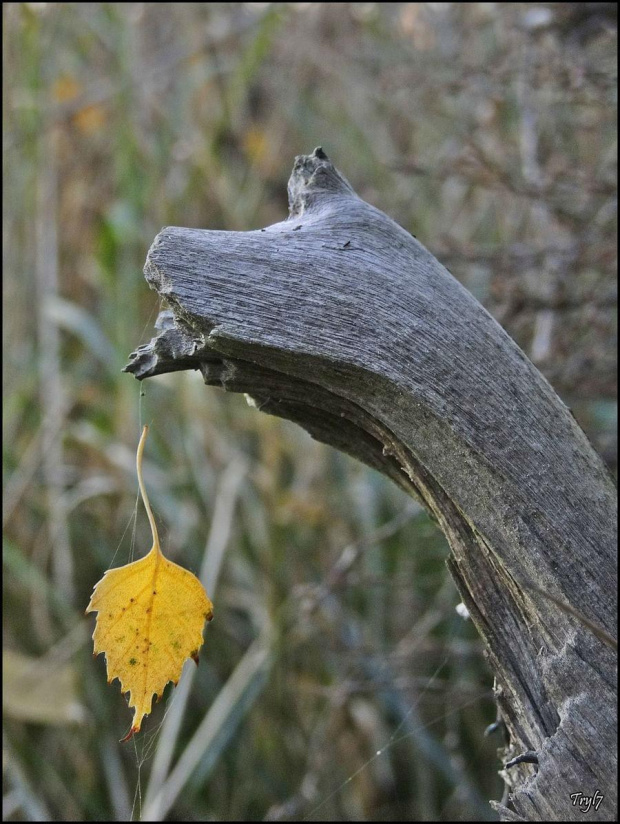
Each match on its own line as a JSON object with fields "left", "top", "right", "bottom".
{"left": 137, "top": 425, "right": 162, "bottom": 556}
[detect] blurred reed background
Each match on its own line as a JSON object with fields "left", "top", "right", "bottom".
{"left": 3, "top": 3, "right": 616, "bottom": 821}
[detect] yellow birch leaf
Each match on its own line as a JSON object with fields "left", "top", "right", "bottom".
{"left": 86, "top": 425, "right": 213, "bottom": 742}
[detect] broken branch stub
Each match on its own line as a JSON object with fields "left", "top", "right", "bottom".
{"left": 125, "top": 148, "right": 617, "bottom": 821}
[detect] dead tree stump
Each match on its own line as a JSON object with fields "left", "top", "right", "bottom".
{"left": 125, "top": 148, "right": 617, "bottom": 821}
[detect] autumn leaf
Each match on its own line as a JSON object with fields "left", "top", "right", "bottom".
{"left": 86, "top": 425, "right": 213, "bottom": 742}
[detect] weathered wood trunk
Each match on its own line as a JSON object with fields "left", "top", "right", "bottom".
{"left": 125, "top": 148, "right": 617, "bottom": 821}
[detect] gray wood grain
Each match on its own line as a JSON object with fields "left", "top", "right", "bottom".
{"left": 125, "top": 148, "right": 617, "bottom": 821}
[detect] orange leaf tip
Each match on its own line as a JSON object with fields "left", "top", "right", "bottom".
{"left": 120, "top": 725, "right": 139, "bottom": 743}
